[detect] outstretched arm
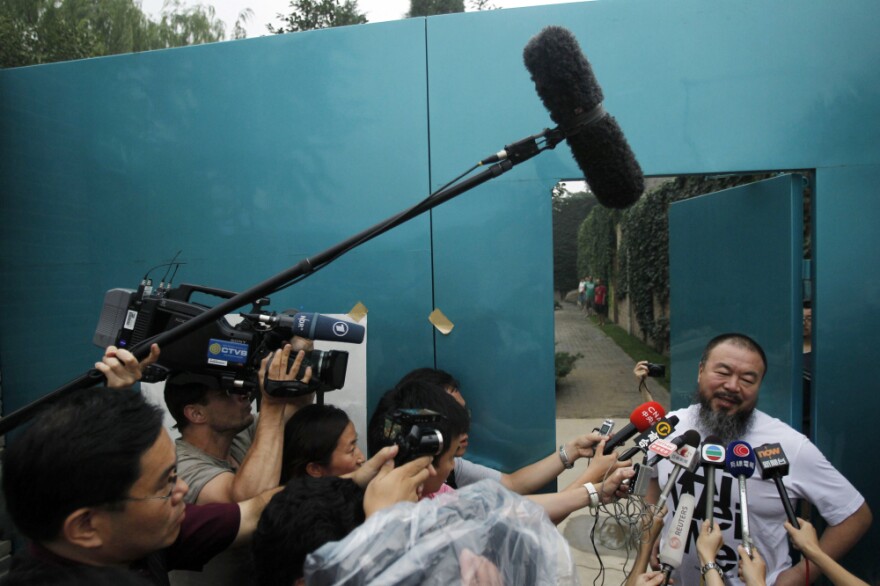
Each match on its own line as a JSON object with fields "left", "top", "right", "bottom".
{"left": 783, "top": 517, "right": 870, "bottom": 586}
{"left": 775, "top": 504, "right": 872, "bottom": 585}
{"left": 625, "top": 508, "right": 665, "bottom": 586}
{"left": 232, "top": 486, "right": 284, "bottom": 547}
{"left": 527, "top": 466, "right": 635, "bottom": 524}
{"left": 501, "top": 431, "right": 605, "bottom": 495}
{"left": 563, "top": 439, "right": 631, "bottom": 489}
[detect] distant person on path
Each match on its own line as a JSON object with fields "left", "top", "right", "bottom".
{"left": 593, "top": 278, "right": 608, "bottom": 325}
{"left": 585, "top": 275, "right": 596, "bottom": 315}
{"left": 577, "top": 276, "right": 587, "bottom": 310}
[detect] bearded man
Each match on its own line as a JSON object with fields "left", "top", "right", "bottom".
{"left": 639, "top": 333, "right": 871, "bottom": 586}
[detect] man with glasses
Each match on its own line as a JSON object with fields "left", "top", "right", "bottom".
{"left": 1, "top": 386, "right": 277, "bottom": 586}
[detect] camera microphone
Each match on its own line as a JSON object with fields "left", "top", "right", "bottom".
{"left": 523, "top": 26, "right": 644, "bottom": 209}
{"left": 244, "top": 312, "right": 365, "bottom": 344}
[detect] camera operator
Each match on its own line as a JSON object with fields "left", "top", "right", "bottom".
{"left": 162, "top": 338, "right": 315, "bottom": 586}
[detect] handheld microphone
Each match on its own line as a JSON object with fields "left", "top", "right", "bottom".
{"left": 243, "top": 312, "right": 365, "bottom": 344}
{"left": 618, "top": 415, "right": 680, "bottom": 462}
{"left": 755, "top": 442, "right": 799, "bottom": 526}
{"left": 523, "top": 26, "right": 645, "bottom": 209}
{"left": 700, "top": 435, "right": 726, "bottom": 526}
{"left": 725, "top": 440, "right": 757, "bottom": 558}
{"left": 643, "top": 426, "right": 695, "bottom": 465}
{"left": 659, "top": 492, "right": 696, "bottom": 586}
{"left": 603, "top": 401, "right": 665, "bottom": 455}
{"left": 657, "top": 431, "right": 702, "bottom": 503}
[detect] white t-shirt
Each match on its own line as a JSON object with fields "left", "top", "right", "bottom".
{"left": 653, "top": 404, "right": 864, "bottom": 586}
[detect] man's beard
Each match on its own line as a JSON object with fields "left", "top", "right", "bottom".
{"left": 695, "top": 388, "right": 755, "bottom": 445}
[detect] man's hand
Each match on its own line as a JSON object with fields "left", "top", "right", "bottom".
{"left": 738, "top": 545, "right": 768, "bottom": 586}
{"left": 585, "top": 439, "right": 631, "bottom": 480}
{"left": 634, "top": 360, "right": 650, "bottom": 380}
{"left": 258, "top": 344, "right": 314, "bottom": 413}
{"left": 344, "top": 446, "right": 396, "bottom": 488}
{"left": 635, "top": 571, "right": 666, "bottom": 586}
{"left": 696, "top": 519, "right": 723, "bottom": 565}
{"left": 597, "top": 466, "right": 636, "bottom": 503}
{"left": 784, "top": 518, "right": 821, "bottom": 558}
{"left": 565, "top": 431, "right": 604, "bottom": 460}
{"left": 95, "top": 343, "right": 160, "bottom": 388}
{"left": 363, "top": 453, "right": 434, "bottom": 518}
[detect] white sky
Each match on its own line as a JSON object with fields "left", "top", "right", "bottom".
{"left": 139, "top": 0, "right": 586, "bottom": 39}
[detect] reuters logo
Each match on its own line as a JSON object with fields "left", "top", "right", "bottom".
{"left": 655, "top": 422, "right": 672, "bottom": 437}
{"left": 209, "top": 343, "right": 222, "bottom": 355}
{"left": 669, "top": 536, "right": 681, "bottom": 549}
{"left": 733, "top": 444, "right": 751, "bottom": 457}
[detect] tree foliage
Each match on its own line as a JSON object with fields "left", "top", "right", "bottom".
{"left": 577, "top": 205, "right": 619, "bottom": 285}
{"left": 407, "top": 0, "right": 464, "bottom": 17}
{"left": 617, "top": 174, "right": 772, "bottom": 350}
{"left": 0, "top": 0, "right": 227, "bottom": 68}
{"left": 269, "top": 0, "right": 366, "bottom": 33}
{"left": 552, "top": 186, "right": 596, "bottom": 296}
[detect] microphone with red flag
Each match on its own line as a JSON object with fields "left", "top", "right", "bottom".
{"left": 602, "top": 401, "right": 665, "bottom": 455}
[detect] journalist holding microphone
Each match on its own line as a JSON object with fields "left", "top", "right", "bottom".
{"left": 638, "top": 333, "right": 871, "bottom": 586}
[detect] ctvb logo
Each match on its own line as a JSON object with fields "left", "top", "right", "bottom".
{"left": 703, "top": 445, "right": 724, "bottom": 462}
{"left": 209, "top": 342, "right": 222, "bottom": 355}
{"left": 332, "top": 321, "right": 349, "bottom": 337}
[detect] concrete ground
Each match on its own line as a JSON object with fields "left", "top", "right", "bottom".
{"left": 553, "top": 302, "right": 670, "bottom": 585}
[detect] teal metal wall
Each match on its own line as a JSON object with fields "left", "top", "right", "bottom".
{"left": 2, "top": 0, "right": 879, "bottom": 571}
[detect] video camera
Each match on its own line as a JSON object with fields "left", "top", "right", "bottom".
{"left": 92, "top": 280, "right": 364, "bottom": 397}
{"left": 383, "top": 408, "right": 446, "bottom": 466}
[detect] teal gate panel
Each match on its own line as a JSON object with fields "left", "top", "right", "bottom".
{"left": 0, "top": 20, "right": 436, "bottom": 415}
{"left": 813, "top": 165, "right": 880, "bottom": 572}
{"left": 669, "top": 175, "right": 804, "bottom": 426}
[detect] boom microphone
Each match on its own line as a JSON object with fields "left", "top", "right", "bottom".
{"left": 659, "top": 492, "right": 696, "bottom": 586}
{"left": 244, "top": 312, "right": 365, "bottom": 344}
{"left": 603, "top": 401, "right": 665, "bottom": 455}
{"left": 755, "top": 442, "right": 799, "bottom": 526}
{"left": 523, "top": 26, "right": 645, "bottom": 209}
{"left": 725, "top": 440, "right": 757, "bottom": 558}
